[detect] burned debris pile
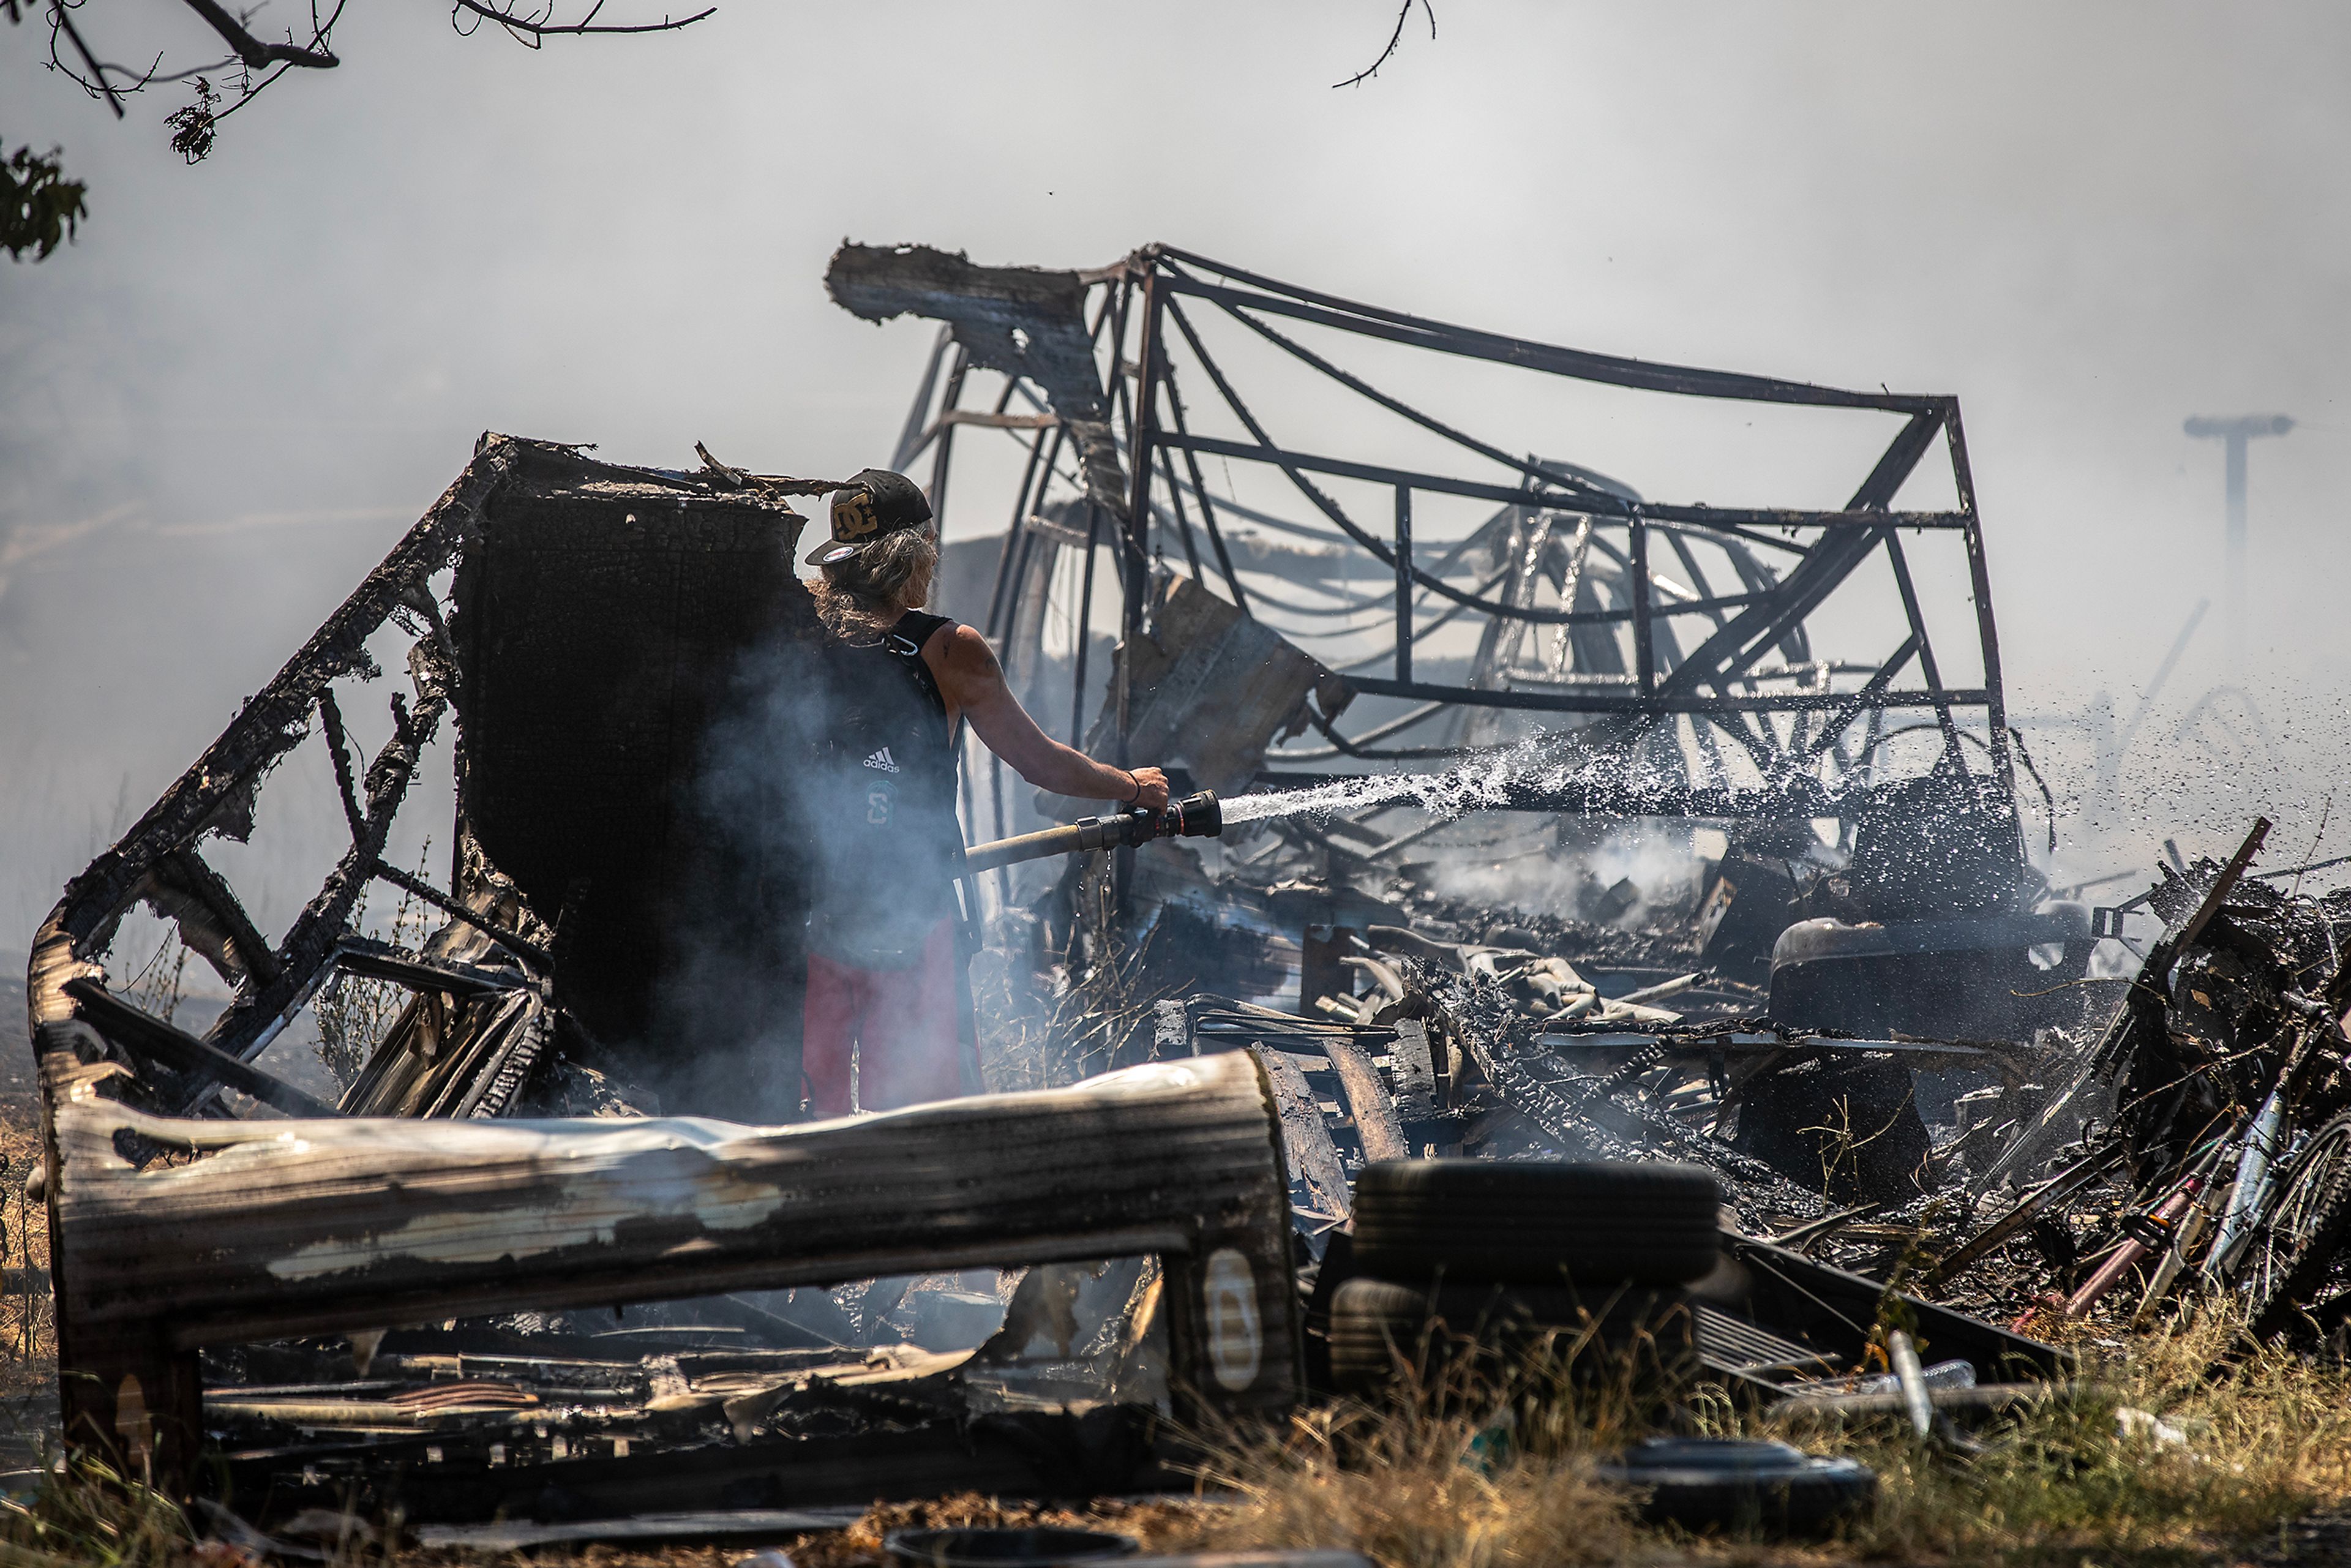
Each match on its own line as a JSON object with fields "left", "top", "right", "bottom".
{"left": 20, "top": 243, "right": 2351, "bottom": 1542}
{"left": 1131, "top": 808, "right": 2351, "bottom": 1360}
{"left": 1932, "top": 823, "right": 2351, "bottom": 1340}
{"left": 21, "top": 435, "right": 1332, "bottom": 1521}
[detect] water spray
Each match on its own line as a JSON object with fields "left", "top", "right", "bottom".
{"left": 957, "top": 790, "right": 1224, "bottom": 877}
{"left": 1216, "top": 734, "right": 1778, "bottom": 829}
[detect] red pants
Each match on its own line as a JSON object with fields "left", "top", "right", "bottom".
{"left": 802, "top": 918, "right": 978, "bottom": 1115}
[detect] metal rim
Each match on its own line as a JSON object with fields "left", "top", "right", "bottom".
{"left": 2238, "top": 1115, "right": 2351, "bottom": 1305}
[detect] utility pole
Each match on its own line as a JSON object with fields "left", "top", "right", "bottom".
{"left": 2184, "top": 413, "right": 2292, "bottom": 678}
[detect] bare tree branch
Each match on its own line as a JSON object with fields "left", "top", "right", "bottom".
{"left": 141, "top": 55, "right": 242, "bottom": 86}
{"left": 210, "top": 0, "right": 348, "bottom": 130}
{"left": 19, "top": 0, "right": 714, "bottom": 171}
{"left": 48, "top": 3, "right": 126, "bottom": 116}
{"left": 1333, "top": 0, "right": 1435, "bottom": 89}
{"left": 176, "top": 0, "right": 338, "bottom": 69}
{"left": 449, "top": 0, "right": 713, "bottom": 43}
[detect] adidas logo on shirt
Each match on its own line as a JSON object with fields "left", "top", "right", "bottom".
{"left": 862, "top": 747, "right": 901, "bottom": 774}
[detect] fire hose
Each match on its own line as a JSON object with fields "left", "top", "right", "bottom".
{"left": 954, "top": 790, "right": 1223, "bottom": 878}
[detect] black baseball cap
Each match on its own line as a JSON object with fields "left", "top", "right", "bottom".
{"left": 802, "top": 468, "right": 936, "bottom": 567}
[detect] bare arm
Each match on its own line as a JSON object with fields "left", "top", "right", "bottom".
{"left": 927, "top": 625, "right": 1171, "bottom": 811}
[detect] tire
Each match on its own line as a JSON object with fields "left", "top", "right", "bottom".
{"left": 2246, "top": 1112, "right": 2351, "bottom": 1345}
{"left": 1596, "top": 1438, "right": 1877, "bottom": 1536}
{"left": 1351, "top": 1160, "right": 1722, "bottom": 1287}
{"left": 1327, "top": 1276, "right": 1695, "bottom": 1395}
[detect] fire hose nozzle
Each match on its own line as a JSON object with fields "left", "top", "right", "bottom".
{"left": 1163, "top": 790, "right": 1223, "bottom": 840}
{"left": 1088, "top": 789, "right": 1221, "bottom": 849}
{"left": 956, "top": 790, "right": 1223, "bottom": 878}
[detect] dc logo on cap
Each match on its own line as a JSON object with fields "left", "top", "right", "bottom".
{"left": 833, "top": 490, "right": 879, "bottom": 539}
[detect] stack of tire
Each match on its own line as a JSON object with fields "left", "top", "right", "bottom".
{"left": 1329, "top": 1159, "right": 1723, "bottom": 1397}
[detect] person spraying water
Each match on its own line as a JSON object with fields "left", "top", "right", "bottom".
{"left": 803, "top": 468, "right": 1174, "bottom": 1116}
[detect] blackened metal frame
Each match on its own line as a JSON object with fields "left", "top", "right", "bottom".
{"left": 881, "top": 244, "right": 2012, "bottom": 813}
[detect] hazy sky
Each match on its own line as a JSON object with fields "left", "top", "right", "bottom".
{"left": 6, "top": 2, "right": 2349, "bottom": 937}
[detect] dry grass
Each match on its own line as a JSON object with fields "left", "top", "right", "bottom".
{"left": 1778, "top": 1310, "right": 2351, "bottom": 1566}
{"left": 1152, "top": 1326, "right": 1671, "bottom": 1568}
{"left": 0, "top": 1457, "right": 198, "bottom": 1568}
{"left": 775, "top": 1495, "right": 1209, "bottom": 1568}
{"left": 1164, "top": 1412, "right": 1643, "bottom": 1568}
{"left": 0, "top": 1098, "right": 56, "bottom": 1397}
{"left": 1132, "top": 1305, "right": 2351, "bottom": 1568}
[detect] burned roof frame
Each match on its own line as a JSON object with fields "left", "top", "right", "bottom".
{"left": 833, "top": 241, "right": 2015, "bottom": 819}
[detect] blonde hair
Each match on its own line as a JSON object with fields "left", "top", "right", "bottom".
{"left": 813, "top": 526, "right": 938, "bottom": 638}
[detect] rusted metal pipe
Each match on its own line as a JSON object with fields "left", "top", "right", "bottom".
{"left": 2063, "top": 1180, "right": 2202, "bottom": 1319}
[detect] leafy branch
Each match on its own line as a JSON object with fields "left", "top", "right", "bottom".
{"left": 0, "top": 141, "right": 86, "bottom": 260}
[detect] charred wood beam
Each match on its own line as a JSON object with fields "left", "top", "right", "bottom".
{"left": 364, "top": 862, "right": 552, "bottom": 970}
{"left": 60, "top": 980, "right": 342, "bottom": 1119}
{"left": 49, "top": 1048, "right": 1295, "bottom": 1489}
{"left": 827, "top": 244, "right": 1130, "bottom": 525}
{"left": 332, "top": 936, "right": 528, "bottom": 1000}
{"left": 316, "top": 688, "right": 370, "bottom": 845}
{"left": 323, "top": 678, "right": 548, "bottom": 971}
{"left": 189, "top": 647, "right": 453, "bottom": 1093}
{"left": 1250, "top": 1045, "right": 1352, "bottom": 1225}
{"left": 132, "top": 847, "right": 280, "bottom": 991}
{"left": 32, "top": 441, "right": 511, "bottom": 1024}
{"left": 1389, "top": 1018, "right": 1439, "bottom": 1120}
{"left": 1320, "top": 1033, "right": 1409, "bottom": 1163}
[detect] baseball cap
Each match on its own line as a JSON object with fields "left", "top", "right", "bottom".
{"left": 802, "top": 468, "right": 936, "bottom": 567}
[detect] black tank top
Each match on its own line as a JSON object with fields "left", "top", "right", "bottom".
{"left": 806, "top": 610, "right": 963, "bottom": 967}
{"left": 880, "top": 609, "right": 958, "bottom": 794}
